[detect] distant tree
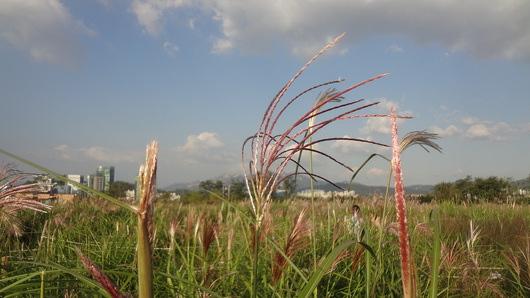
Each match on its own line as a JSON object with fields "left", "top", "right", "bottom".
{"left": 431, "top": 175, "right": 513, "bottom": 204}
{"left": 228, "top": 179, "right": 246, "bottom": 200}
{"left": 471, "top": 176, "right": 511, "bottom": 202}
{"left": 157, "top": 191, "right": 172, "bottom": 201}
{"left": 108, "top": 181, "right": 135, "bottom": 198}
{"left": 432, "top": 182, "right": 455, "bottom": 202}
{"left": 282, "top": 176, "right": 296, "bottom": 199}
{"left": 453, "top": 175, "right": 474, "bottom": 202}
{"left": 179, "top": 190, "right": 204, "bottom": 204}
{"left": 198, "top": 180, "right": 223, "bottom": 195}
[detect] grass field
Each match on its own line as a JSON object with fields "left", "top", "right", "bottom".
{"left": 1, "top": 196, "right": 529, "bottom": 297}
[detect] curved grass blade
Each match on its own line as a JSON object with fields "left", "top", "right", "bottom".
{"left": 156, "top": 271, "right": 223, "bottom": 298}
{"left": 0, "top": 271, "right": 43, "bottom": 294}
{"left": 4, "top": 261, "right": 113, "bottom": 297}
{"left": 347, "top": 153, "right": 390, "bottom": 190}
{"left": 297, "top": 240, "right": 357, "bottom": 298}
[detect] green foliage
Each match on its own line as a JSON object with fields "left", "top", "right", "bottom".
{"left": 108, "top": 181, "right": 135, "bottom": 198}
{"left": 432, "top": 175, "right": 517, "bottom": 203}
{"left": 198, "top": 180, "right": 223, "bottom": 195}
{"left": 282, "top": 176, "right": 296, "bottom": 199}
{"left": 179, "top": 190, "right": 206, "bottom": 204}
{"left": 229, "top": 179, "right": 246, "bottom": 200}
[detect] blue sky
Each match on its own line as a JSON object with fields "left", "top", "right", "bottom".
{"left": 1, "top": 0, "right": 530, "bottom": 188}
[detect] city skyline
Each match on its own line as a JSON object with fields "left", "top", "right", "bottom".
{"left": 1, "top": 1, "right": 530, "bottom": 188}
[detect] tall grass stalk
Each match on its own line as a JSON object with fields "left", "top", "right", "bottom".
{"left": 429, "top": 209, "right": 441, "bottom": 298}
{"left": 305, "top": 88, "right": 345, "bottom": 296}
{"left": 135, "top": 141, "right": 158, "bottom": 298}
{"left": 390, "top": 107, "right": 416, "bottom": 297}
{"left": 364, "top": 228, "right": 372, "bottom": 298}
{"left": 346, "top": 130, "right": 441, "bottom": 294}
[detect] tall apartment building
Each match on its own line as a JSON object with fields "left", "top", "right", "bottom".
{"left": 88, "top": 166, "right": 115, "bottom": 193}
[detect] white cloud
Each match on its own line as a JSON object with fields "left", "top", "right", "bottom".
{"left": 130, "top": 0, "right": 191, "bottom": 36}
{"left": 461, "top": 116, "right": 480, "bottom": 126}
{"left": 0, "top": 0, "right": 95, "bottom": 68}
{"left": 465, "top": 124, "right": 490, "bottom": 139}
{"left": 431, "top": 116, "right": 515, "bottom": 141}
{"left": 366, "top": 167, "right": 386, "bottom": 177}
{"left": 430, "top": 124, "right": 462, "bottom": 138}
{"left": 389, "top": 44, "right": 404, "bottom": 53}
{"left": 176, "top": 132, "right": 224, "bottom": 152}
{"left": 491, "top": 122, "right": 515, "bottom": 134}
{"left": 130, "top": 0, "right": 530, "bottom": 61}
{"left": 174, "top": 132, "right": 234, "bottom": 164}
{"left": 53, "top": 145, "right": 139, "bottom": 163}
{"left": 358, "top": 98, "right": 413, "bottom": 135}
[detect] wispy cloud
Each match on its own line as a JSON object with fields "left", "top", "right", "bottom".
{"left": 129, "top": 0, "right": 530, "bottom": 61}
{"left": 389, "top": 44, "right": 404, "bottom": 53}
{"left": 0, "top": 0, "right": 95, "bottom": 68}
{"left": 431, "top": 116, "right": 516, "bottom": 141}
{"left": 53, "top": 145, "right": 140, "bottom": 163}
{"left": 163, "top": 41, "right": 180, "bottom": 56}
{"left": 520, "top": 123, "right": 530, "bottom": 134}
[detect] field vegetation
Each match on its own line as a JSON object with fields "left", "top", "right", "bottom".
{"left": 1, "top": 194, "right": 529, "bottom": 297}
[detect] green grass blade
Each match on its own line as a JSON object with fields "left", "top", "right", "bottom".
{"left": 156, "top": 271, "right": 223, "bottom": 298}
{"left": 8, "top": 261, "right": 112, "bottom": 297}
{"left": 347, "top": 153, "right": 390, "bottom": 190}
{"left": 0, "top": 271, "right": 42, "bottom": 294}
{"left": 297, "top": 240, "right": 357, "bottom": 298}
{"left": 429, "top": 209, "right": 441, "bottom": 298}
{"left": 364, "top": 229, "right": 372, "bottom": 298}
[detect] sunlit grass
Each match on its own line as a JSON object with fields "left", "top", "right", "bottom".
{"left": 1, "top": 191, "right": 530, "bottom": 296}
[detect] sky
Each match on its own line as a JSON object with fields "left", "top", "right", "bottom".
{"left": 1, "top": 0, "right": 530, "bottom": 188}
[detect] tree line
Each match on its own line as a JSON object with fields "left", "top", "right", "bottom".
{"left": 425, "top": 175, "right": 529, "bottom": 204}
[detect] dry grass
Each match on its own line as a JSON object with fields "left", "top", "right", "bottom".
{"left": 0, "top": 162, "right": 51, "bottom": 237}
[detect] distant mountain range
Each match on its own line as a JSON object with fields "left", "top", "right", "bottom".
{"left": 161, "top": 173, "right": 436, "bottom": 196}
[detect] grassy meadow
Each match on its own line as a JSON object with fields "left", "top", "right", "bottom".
{"left": 1, "top": 196, "right": 529, "bottom": 297}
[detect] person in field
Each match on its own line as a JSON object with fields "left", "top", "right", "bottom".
{"left": 348, "top": 204, "right": 364, "bottom": 241}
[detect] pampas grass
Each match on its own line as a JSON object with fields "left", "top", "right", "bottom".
{"left": 0, "top": 162, "right": 51, "bottom": 237}
{"left": 391, "top": 107, "right": 416, "bottom": 297}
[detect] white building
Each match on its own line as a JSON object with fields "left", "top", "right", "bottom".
{"left": 65, "top": 174, "right": 83, "bottom": 194}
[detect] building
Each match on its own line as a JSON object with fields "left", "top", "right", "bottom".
{"left": 88, "top": 166, "right": 115, "bottom": 193}
{"left": 65, "top": 174, "right": 83, "bottom": 194}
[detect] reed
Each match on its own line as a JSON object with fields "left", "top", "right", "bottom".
{"left": 391, "top": 107, "right": 415, "bottom": 297}
{"left": 0, "top": 162, "right": 51, "bottom": 237}
{"left": 242, "top": 33, "right": 392, "bottom": 296}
